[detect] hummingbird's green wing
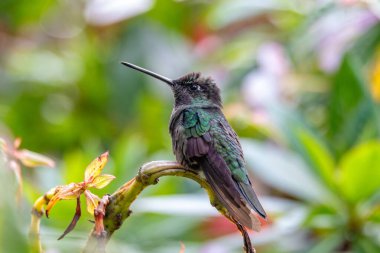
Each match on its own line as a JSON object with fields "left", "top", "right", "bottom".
{"left": 211, "top": 113, "right": 267, "bottom": 220}
{"left": 172, "top": 107, "right": 265, "bottom": 230}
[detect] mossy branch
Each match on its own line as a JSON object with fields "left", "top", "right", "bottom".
{"left": 30, "top": 161, "right": 255, "bottom": 253}
{"left": 83, "top": 160, "right": 224, "bottom": 252}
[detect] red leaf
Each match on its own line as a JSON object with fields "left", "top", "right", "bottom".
{"left": 58, "top": 197, "right": 82, "bottom": 240}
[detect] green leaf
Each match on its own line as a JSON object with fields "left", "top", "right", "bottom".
{"left": 327, "top": 55, "right": 380, "bottom": 156}
{"left": 306, "top": 234, "right": 343, "bottom": 253}
{"left": 339, "top": 141, "right": 380, "bottom": 203}
{"left": 350, "top": 23, "right": 380, "bottom": 64}
{"left": 242, "top": 139, "right": 335, "bottom": 204}
{"left": 354, "top": 237, "right": 380, "bottom": 253}
{"left": 268, "top": 105, "right": 336, "bottom": 188}
{"left": 296, "top": 130, "right": 335, "bottom": 188}
{"left": 303, "top": 205, "right": 341, "bottom": 230}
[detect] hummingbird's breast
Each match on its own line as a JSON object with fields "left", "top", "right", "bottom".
{"left": 169, "top": 108, "right": 194, "bottom": 168}
{"left": 169, "top": 105, "right": 218, "bottom": 169}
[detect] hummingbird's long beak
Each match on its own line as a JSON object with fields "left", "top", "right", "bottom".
{"left": 121, "top": 61, "right": 174, "bottom": 86}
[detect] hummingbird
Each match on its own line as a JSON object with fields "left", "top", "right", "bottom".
{"left": 121, "top": 62, "right": 266, "bottom": 231}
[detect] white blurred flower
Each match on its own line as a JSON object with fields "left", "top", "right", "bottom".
{"left": 85, "top": 0, "right": 153, "bottom": 26}
{"left": 257, "top": 43, "right": 290, "bottom": 76}
{"left": 317, "top": 8, "right": 377, "bottom": 72}
{"left": 295, "top": 6, "right": 378, "bottom": 72}
{"left": 242, "top": 42, "right": 289, "bottom": 110}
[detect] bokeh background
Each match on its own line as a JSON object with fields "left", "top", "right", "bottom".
{"left": 2, "top": 0, "right": 380, "bottom": 252}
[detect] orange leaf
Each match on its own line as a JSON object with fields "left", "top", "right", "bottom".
{"left": 84, "top": 151, "right": 109, "bottom": 184}
{"left": 45, "top": 195, "right": 61, "bottom": 218}
{"left": 84, "top": 190, "right": 100, "bottom": 215}
{"left": 88, "top": 174, "right": 115, "bottom": 189}
{"left": 57, "top": 183, "right": 84, "bottom": 200}
{"left": 45, "top": 184, "right": 84, "bottom": 217}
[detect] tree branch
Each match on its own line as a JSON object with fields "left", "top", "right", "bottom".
{"left": 83, "top": 160, "right": 255, "bottom": 253}
{"left": 30, "top": 161, "right": 255, "bottom": 253}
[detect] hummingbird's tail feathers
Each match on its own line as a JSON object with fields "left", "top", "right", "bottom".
{"left": 200, "top": 147, "right": 262, "bottom": 231}
{"left": 237, "top": 182, "right": 267, "bottom": 219}
{"left": 248, "top": 209, "right": 262, "bottom": 231}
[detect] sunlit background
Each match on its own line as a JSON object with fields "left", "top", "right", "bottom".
{"left": 2, "top": 0, "right": 380, "bottom": 252}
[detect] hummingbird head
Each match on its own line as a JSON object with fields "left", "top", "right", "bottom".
{"left": 171, "top": 72, "right": 222, "bottom": 108}
{"left": 121, "top": 62, "right": 222, "bottom": 108}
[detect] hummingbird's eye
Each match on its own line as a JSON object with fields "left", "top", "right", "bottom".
{"left": 189, "top": 84, "right": 200, "bottom": 91}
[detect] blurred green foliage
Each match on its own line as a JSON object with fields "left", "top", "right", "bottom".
{"left": 1, "top": 0, "right": 380, "bottom": 252}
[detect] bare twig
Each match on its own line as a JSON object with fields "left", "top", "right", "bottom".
{"left": 236, "top": 222, "right": 256, "bottom": 253}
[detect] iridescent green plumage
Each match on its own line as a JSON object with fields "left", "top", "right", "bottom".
{"left": 170, "top": 103, "right": 266, "bottom": 230}
{"left": 121, "top": 62, "right": 266, "bottom": 230}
